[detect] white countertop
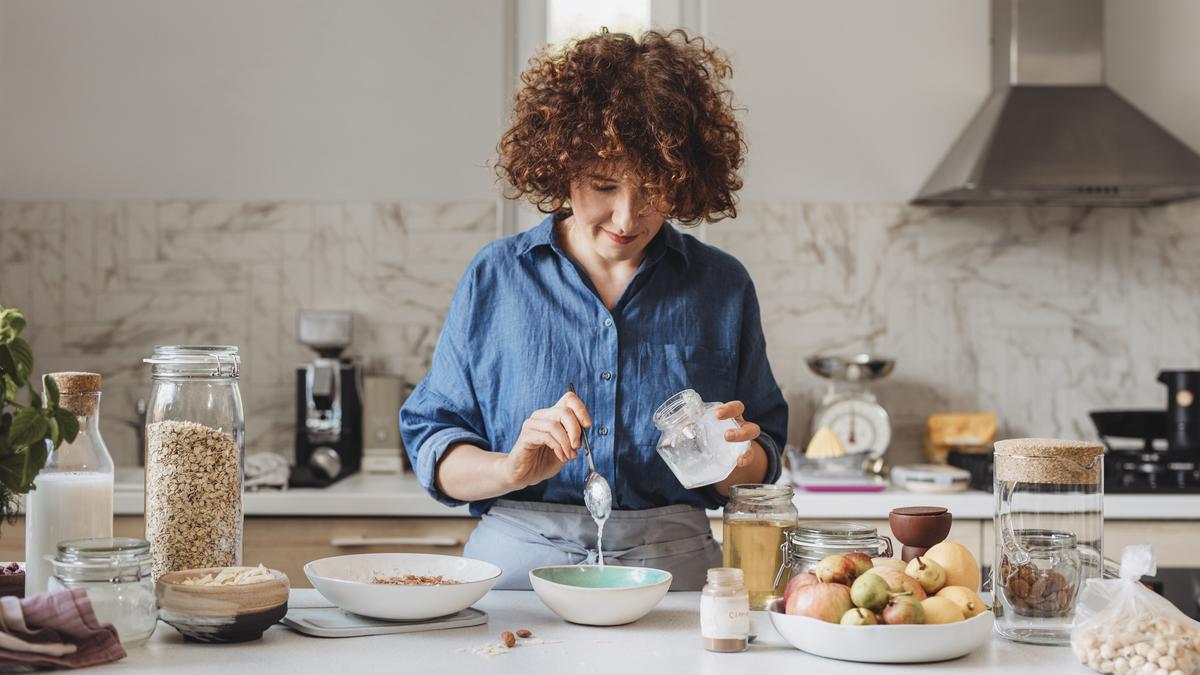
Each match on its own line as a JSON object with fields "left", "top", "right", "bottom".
{"left": 111, "top": 468, "right": 1200, "bottom": 520}
{"left": 107, "top": 589, "right": 1085, "bottom": 674}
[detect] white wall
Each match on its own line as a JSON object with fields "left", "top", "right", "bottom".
{"left": 1105, "top": 0, "right": 1200, "bottom": 153}
{"left": 0, "top": 0, "right": 505, "bottom": 201}
{"left": 4, "top": 1, "right": 1200, "bottom": 205}
{"left": 705, "top": 0, "right": 992, "bottom": 203}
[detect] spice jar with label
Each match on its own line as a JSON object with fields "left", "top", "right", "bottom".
{"left": 700, "top": 567, "right": 749, "bottom": 653}
{"left": 723, "top": 484, "right": 798, "bottom": 609}
{"left": 143, "top": 346, "right": 245, "bottom": 581}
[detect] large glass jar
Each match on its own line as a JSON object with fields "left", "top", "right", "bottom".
{"left": 48, "top": 537, "right": 156, "bottom": 647}
{"left": 143, "top": 346, "right": 244, "bottom": 581}
{"left": 780, "top": 521, "right": 893, "bottom": 583}
{"left": 26, "top": 372, "right": 114, "bottom": 596}
{"left": 993, "top": 438, "right": 1103, "bottom": 645}
{"left": 723, "top": 484, "right": 798, "bottom": 609}
{"left": 653, "top": 389, "right": 749, "bottom": 488}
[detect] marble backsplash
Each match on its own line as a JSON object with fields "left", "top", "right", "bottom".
{"left": 2, "top": 199, "right": 1198, "bottom": 467}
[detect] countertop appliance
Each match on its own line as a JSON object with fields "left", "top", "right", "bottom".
{"left": 1159, "top": 370, "right": 1200, "bottom": 454}
{"left": 290, "top": 311, "right": 363, "bottom": 487}
{"left": 1090, "top": 409, "right": 1200, "bottom": 493}
{"left": 913, "top": 0, "right": 1200, "bottom": 206}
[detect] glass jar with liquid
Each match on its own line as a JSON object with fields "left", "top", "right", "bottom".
{"left": 723, "top": 484, "right": 798, "bottom": 610}
{"left": 25, "top": 372, "right": 114, "bottom": 596}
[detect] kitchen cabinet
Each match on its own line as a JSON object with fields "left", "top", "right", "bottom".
{"left": 0, "top": 516, "right": 475, "bottom": 588}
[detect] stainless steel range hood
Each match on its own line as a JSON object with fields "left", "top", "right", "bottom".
{"left": 912, "top": 0, "right": 1200, "bottom": 207}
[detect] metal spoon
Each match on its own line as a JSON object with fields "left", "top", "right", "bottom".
{"left": 567, "top": 384, "right": 612, "bottom": 522}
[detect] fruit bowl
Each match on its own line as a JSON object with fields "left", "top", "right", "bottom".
{"left": 767, "top": 599, "right": 995, "bottom": 663}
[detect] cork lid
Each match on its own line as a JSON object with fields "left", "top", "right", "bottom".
{"left": 993, "top": 438, "right": 1103, "bottom": 458}
{"left": 993, "top": 438, "right": 1103, "bottom": 485}
{"left": 47, "top": 372, "right": 102, "bottom": 394}
{"left": 46, "top": 372, "right": 101, "bottom": 416}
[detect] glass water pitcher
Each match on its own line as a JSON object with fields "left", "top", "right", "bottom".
{"left": 993, "top": 438, "right": 1103, "bottom": 645}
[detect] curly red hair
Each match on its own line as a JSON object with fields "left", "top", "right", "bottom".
{"left": 495, "top": 29, "right": 745, "bottom": 225}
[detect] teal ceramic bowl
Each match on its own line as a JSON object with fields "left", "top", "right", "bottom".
{"left": 529, "top": 565, "right": 672, "bottom": 626}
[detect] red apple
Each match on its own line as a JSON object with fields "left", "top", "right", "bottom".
{"left": 782, "top": 572, "right": 819, "bottom": 604}
{"left": 785, "top": 582, "right": 854, "bottom": 623}
{"left": 843, "top": 551, "right": 874, "bottom": 578}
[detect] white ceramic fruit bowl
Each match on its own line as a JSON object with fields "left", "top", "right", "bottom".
{"left": 304, "top": 553, "right": 500, "bottom": 621}
{"left": 767, "top": 600, "right": 995, "bottom": 663}
{"left": 529, "top": 565, "right": 672, "bottom": 626}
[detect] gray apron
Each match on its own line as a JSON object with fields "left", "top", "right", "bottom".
{"left": 464, "top": 499, "right": 722, "bottom": 591}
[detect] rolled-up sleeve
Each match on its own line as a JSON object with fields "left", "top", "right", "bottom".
{"left": 400, "top": 262, "right": 490, "bottom": 507}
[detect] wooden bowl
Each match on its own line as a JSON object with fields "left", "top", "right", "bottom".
{"left": 156, "top": 567, "right": 289, "bottom": 643}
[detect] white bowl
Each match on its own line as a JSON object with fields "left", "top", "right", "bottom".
{"left": 768, "top": 603, "right": 995, "bottom": 663}
{"left": 529, "top": 565, "right": 672, "bottom": 626}
{"left": 304, "top": 553, "right": 500, "bottom": 621}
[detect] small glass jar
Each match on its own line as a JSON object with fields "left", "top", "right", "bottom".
{"left": 653, "top": 389, "right": 748, "bottom": 489}
{"left": 997, "top": 529, "right": 1082, "bottom": 620}
{"left": 144, "top": 346, "right": 245, "bottom": 581}
{"left": 723, "top": 484, "right": 798, "bottom": 610}
{"left": 779, "top": 521, "right": 894, "bottom": 581}
{"left": 48, "top": 538, "right": 156, "bottom": 647}
{"left": 700, "top": 567, "right": 749, "bottom": 653}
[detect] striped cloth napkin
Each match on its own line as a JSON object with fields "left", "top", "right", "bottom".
{"left": 0, "top": 588, "right": 126, "bottom": 668}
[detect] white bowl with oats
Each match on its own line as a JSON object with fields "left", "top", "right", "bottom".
{"left": 304, "top": 553, "right": 501, "bottom": 621}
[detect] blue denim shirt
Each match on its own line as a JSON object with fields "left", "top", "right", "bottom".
{"left": 400, "top": 215, "right": 787, "bottom": 516}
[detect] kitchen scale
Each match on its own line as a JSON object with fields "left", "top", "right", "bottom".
{"left": 791, "top": 354, "right": 894, "bottom": 491}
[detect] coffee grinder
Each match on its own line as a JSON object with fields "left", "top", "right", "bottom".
{"left": 290, "top": 310, "right": 363, "bottom": 486}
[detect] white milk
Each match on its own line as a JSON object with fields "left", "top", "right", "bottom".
{"left": 25, "top": 471, "right": 114, "bottom": 595}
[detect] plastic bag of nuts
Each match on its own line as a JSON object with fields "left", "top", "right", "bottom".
{"left": 1072, "top": 545, "right": 1200, "bottom": 675}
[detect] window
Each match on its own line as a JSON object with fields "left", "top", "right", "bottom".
{"left": 547, "top": 0, "right": 651, "bottom": 45}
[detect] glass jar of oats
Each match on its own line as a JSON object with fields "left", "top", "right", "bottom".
{"left": 143, "top": 346, "right": 244, "bottom": 581}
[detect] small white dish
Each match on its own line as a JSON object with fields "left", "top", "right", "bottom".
{"left": 304, "top": 553, "right": 500, "bottom": 621}
{"left": 768, "top": 602, "right": 995, "bottom": 663}
{"left": 529, "top": 565, "right": 672, "bottom": 626}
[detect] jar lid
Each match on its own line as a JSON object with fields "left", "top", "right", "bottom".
{"left": 56, "top": 537, "right": 150, "bottom": 564}
{"left": 730, "top": 483, "right": 794, "bottom": 501}
{"left": 789, "top": 521, "right": 879, "bottom": 544}
{"left": 993, "top": 438, "right": 1103, "bottom": 458}
{"left": 1011, "top": 528, "right": 1077, "bottom": 551}
{"left": 993, "top": 438, "right": 1102, "bottom": 484}
{"left": 144, "top": 345, "right": 240, "bottom": 378}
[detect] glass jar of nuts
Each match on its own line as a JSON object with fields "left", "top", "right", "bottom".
{"left": 999, "top": 529, "right": 1082, "bottom": 618}
{"left": 143, "top": 346, "right": 244, "bottom": 582}
{"left": 993, "top": 438, "right": 1103, "bottom": 645}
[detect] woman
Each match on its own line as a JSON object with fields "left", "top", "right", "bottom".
{"left": 401, "top": 29, "right": 787, "bottom": 590}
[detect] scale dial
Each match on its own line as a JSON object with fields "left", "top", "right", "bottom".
{"left": 812, "top": 398, "right": 892, "bottom": 457}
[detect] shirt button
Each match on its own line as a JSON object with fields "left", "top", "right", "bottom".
{"left": 598, "top": 426, "right": 609, "bottom": 436}
{"left": 600, "top": 371, "right": 612, "bottom": 381}
{"left": 603, "top": 318, "right": 613, "bottom": 327}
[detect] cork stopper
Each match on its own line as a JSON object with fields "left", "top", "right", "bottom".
{"left": 993, "top": 438, "right": 1103, "bottom": 485}
{"left": 46, "top": 371, "right": 101, "bottom": 417}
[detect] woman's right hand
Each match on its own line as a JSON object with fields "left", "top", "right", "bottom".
{"left": 503, "top": 391, "right": 592, "bottom": 490}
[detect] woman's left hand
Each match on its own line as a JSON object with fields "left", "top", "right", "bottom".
{"left": 712, "top": 400, "right": 763, "bottom": 467}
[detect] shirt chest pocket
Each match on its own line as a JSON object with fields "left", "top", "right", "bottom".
{"left": 633, "top": 343, "right": 738, "bottom": 428}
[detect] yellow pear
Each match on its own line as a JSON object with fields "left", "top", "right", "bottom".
{"left": 921, "top": 596, "right": 965, "bottom": 624}
{"left": 935, "top": 586, "right": 987, "bottom": 618}
{"left": 923, "top": 541, "right": 981, "bottom": 591}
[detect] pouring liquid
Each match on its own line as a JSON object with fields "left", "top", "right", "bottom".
{"left": 593, "top": 515, "right": 607, "bottom": 569}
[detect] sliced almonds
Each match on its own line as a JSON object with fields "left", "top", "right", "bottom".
{"left": 182, "top": 564, "right": 274, "bottom": 586}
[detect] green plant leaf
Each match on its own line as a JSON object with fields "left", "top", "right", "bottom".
{"left": 9, "top": 338, "right": 32, "bottom": 383}
{"left": 9, "top": 408, "right": 47, "bottom": 449}
{"left": 54, "top": 408, "right": 80, "bottom": 444}
{"left": 0, "top": 346, "right": 17, "bottom": 385}
{"left": 27, "top": 384, "right": 41, "bottom": 410}
{"left": 42, "top": 374, "right": 59, "bottom": 408}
